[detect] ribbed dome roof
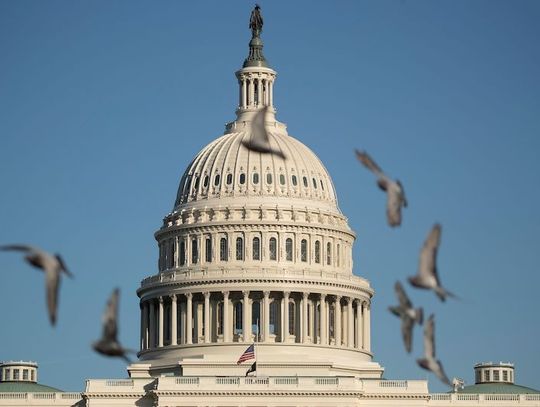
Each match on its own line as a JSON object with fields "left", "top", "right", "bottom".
{"left": 173, "top": 123, "right": 339, "bottom": 213}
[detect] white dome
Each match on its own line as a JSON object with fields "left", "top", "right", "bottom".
{"left": 173, "top": 121, "right": 339, "bottom": 214}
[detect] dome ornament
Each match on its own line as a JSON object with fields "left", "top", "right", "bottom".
{"left": 249, "top": 4, "right": 263, "bottom": 38}
{"left": 244, "top": 5, "right": 268, "bottom": 68}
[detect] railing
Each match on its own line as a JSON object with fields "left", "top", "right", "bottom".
{"left": 430, "top": 393, "right": 540, "bottom": 403}
{"left": 315, "top": 377, "right": 339, "bottom": 385}
{"left": 105, "top": 379, "right": 133, "bottom": 386}
{"left": 378, "top": 380, "right": 407, "bottom": 388}
{"left": 0, "top": 392, "right": 82, "bottom": 401}
{"left": 175, "top": 377, "right": 200, "bottom": 385}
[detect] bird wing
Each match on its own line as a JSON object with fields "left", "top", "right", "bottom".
{"left": 401, "top": 315, "right": 414, "bottom": 353}
{"left": 55, "top": 254, "right": 73, "bottom": 278}
{"left": 355, "top": 150, "right": 384, "bottom": 177}
{"left": 251, "top": 106, "right": 270, "bottom": 145}
{"left": 435, "top": 361, "right": 452, "bottom": 386}
{"left": 45, "top": 269, "right": 60, "bottom": 326}
{"left": 418, "top": 224, "right": 442, "bottom": 280}
{"left": 424, "top": 314, "right": 436, "bottom": 359}
{"left": 386, "top": 183, "right": 404, "bottom": 227}
{"left": 0, "top": 244, "right": 40, "bottom": 254}
{"left": 394, "top": 281, "right": 412, "bottom": 309}
{"left": 102, "top": 288, "right": 120, "bottom": 341}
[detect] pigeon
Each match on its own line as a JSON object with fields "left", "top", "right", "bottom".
{"left": 92, "top": 288, "right": 135, "bottom": 364}
{"left": 408, "top": 223, "right": 456, "bottom": 301}
{"left": 417, "top": 314, "right": 452, "bottom": 386}
{"left": 388, "top": 281, "right": 423, "bottom": 353}
{"left": 355, "top": 149, "right": 407, "bottom": 227}
{"left": 241, "top": 106, "right": 286, "bottom": 159}
{"left": 0, "top": 244, "right": 73, "bottom": 326}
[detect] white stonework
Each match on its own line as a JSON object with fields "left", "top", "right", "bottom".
{"left": 1, "top": 10, "right": 538, "bottom": 407}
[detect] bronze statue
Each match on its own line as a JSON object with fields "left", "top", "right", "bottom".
{"left": 249, "top": 4, "right": 263, "bottom": 37}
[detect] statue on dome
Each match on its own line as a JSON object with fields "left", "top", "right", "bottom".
{"left": 249, "top": 4, "right": 263, "bottom": 37}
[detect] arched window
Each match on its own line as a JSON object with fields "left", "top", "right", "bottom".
{"left": 286, "top": 238, "right": 293, "bottom": 261}
{"left": 269, "top": 237, "right": 277, "bottom": 260}
{"left": 314, "top": 240, "right": 321, "bottom": 264}
{"left": 205, "top": 237, "right": 212, "bottom": 262}
{"left": 252, "top": 237, "right": 260, "bottom": 260}
{"left": 191, "top": 239, "right": 198, "bottom": 264}
{"left": 326, "top": 242, "right": 331, "bottom": 265}
{"left": 179, "top": 241, "right": 186, "bottom": 266}
{"left": 236, "top": 237, "right": 244, "bottom": 260}
{"left": 239, "top": 173, "right": 246, "bottom": 184}
{"left": 220, "top": 237, "right": 228, "bottom": 261}
{"left": 320, "top": 180, "right": 325, "bottom": 190}
{"left": 194, "top": 176, "right": 200, "bottom": 190}
{"left": 234, "top": 302, "right": 242, "bottom": 334}
{"left": 214, "top": 174, "right": 220, "bottom": 186}
{"left": 288, "top": 301, "right": 295, "bottom": 335}
{"left": 252, "top": 301, "right": 261, "bottom": 340}
{"left": 301, "top": 239, "right": 307, "bottom": 262}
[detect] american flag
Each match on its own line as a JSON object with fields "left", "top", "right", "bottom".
{"left": 236, "top": 344, "right": 255, "bottom": 364}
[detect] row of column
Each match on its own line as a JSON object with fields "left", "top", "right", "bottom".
{"left": 140, "top": 291, "right": 371, "bottom": 352}
{"left": 238, "top": 77, "right": 274, "bottom": 109}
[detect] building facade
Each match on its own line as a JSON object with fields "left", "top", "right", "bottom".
{"left": 1, "top": 8, "right": 539, "bottom": 407}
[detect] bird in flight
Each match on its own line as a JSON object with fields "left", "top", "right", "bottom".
{"left": 408, "top": 223, "right": 456, "bottom": 301}
{"left": 241, "top": 106, "right": 286, "bottom": 159}
{"left": 417, "top": 314, "right": 452, "bottom": 386}
{"left": 0, "top": 244, "right": 73, "bottom": 326}
{"left": 388, "top": 281, "right": 423, "bottom": 353}
{"left": 92, "top": 288, "right": 135, "bottom": 364}
{"left": 355, "top": 149, "right": 407, "bottom": 227}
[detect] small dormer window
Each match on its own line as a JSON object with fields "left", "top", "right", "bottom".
{"left": 194, "top": 176, "right": 200, "bottom": 190}
{"left": 203, "top": 175, "right": 209, "bottom": 187}
{"left": 214, "top": 174, "right": 221, "bottom": 186}
{"left": 266, "top": 173, "right": 273, "bottom": 184}
{"left": 312, "top": 178, "right": 317, "bottom": 189}
{"left": 253, "top": 173, "right": 259, "bottom": 184}
{"left": 320, "top": 180, "right": 325, "bottom": 190}
{"left": 280, "top": 174, "right": 285, "bottom": 185}
{"left": 226, "top": 173, "right": 233, "bottom": 185}
{"left": 292, "top": 175, "right": 298, "bottom": 186}
{"left": 239, "top": 173, "right": 246, "bottom": 184}
{"left": 303, "top": 176, "right": 308, "bottom": 187}
{"left": 503, "top": 370, "right": 508, "bottom": 382}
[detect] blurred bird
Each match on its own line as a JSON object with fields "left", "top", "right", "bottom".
{"left": 355, "top": 149, "right": 407, "bottom": 227}
{"left": 0, "top": 244, "right": 73, "bottom": 326}
{"left": 408, "top": 223, "right": 456, "bottom": 301}
{"left": 241, "top": 106, "right": 286, "bottom": 159}
{"left": 417, "top": 314, "right": 452, "bottom": 386}
{"left": 92, "top": 288, "right": 135, "bottom": 364}
{"left": 388, "top": 281, "right": 423, "bottom": 353}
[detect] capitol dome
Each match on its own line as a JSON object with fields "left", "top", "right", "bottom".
{"left": 134, "top": 8, "right": 381, "bottom": 380}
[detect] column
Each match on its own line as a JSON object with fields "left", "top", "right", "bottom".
{"left": 242, "top": 291, "right": 250, "bottom": 342}
{"left": 149, "top": 299, "right": 156, "bottom": 348}
{"left": 364, "top": 303, "right": 371, "bottom": 351}
{"left": 223, "top": 291, "right": 230, "bottom": 342}
{"left": 314, "top": 299, "right": 320, "bottom": 344}
{"left": 335, "top": 296, "right": 342, "bottom": 347}
{"left": 248, "top": 78, "right": 254, "bottom": 107}
{"left": 355, "top": 300, "right": 363, "bottom": 349}
{"left": 256, "top": 78, "right": 261, "bottom": 105}
{"left": 269, "top": 80, "right": 274, "bottom": 107}
{"left": 263, "top": 291, "right": 270, "bottom": 342}
{"left": 282, "top": 291, "right": 289, "bottom": 343}
{"left": 180, "top": 300, "right": 186, "bottom": 344}
{"left": 320, "top": 294, "right": 327, "bottom": 345}
{"left": 302, "top": 292, "right": 309, "bottom": 343}
{"left": 242, "top": 78, "right": 247, "bottom": 108}
{"left": 141, "top": 302, "right": 148, "bottom": 350}
{"left": 204, "top": 292, "right": 211, "bottom": 343}
{"left": 347, "top": 297, "right": 354, "bottom": 347}
{"left": 186, "top": 293, "right": 193, "bottom": 345}
{"left": 171, "top": 295, "right": 177, "bottom": 346}
{"left": 309, "top": 301, "right": 315, "bottom": 343}
{"left": 158, "top": 297, "right": 164, "bottom": 347}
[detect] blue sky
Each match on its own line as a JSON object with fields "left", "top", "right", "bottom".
{"left": 1, "top": 0, "right": 539, "bottom": 393}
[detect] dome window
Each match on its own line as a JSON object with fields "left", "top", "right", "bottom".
{"left": 269, "top": 237, "right": 277, "bottom": 260}
{"left": 266, "top": 173, "right": 273, "bottom": 184}
{"left": 191, "top": 239, "right": 198, "bottom": 264}
{"left": 315, "top": 241, "right": 321, "bottom": 264}
{"left": 234, "top": 302, "right": 242, "bottom": 334}
{"left": 236, "top": 237, "right": 244, "bottom": 261}
{"left": 226, "top": 173, "right": 233, "bottom": 185}
{"left": 179, "top": 241, "right": 186, "bottom": 266}
{"left": 279, "top": 174, "right": 285, "bottom": 185}
{"left": 288, "top": 301, "right": 295, "bottom": 335}
{"left": 312, "top": 178, "right": 317, "bottom": 189}
{"left": 286, "top": 238, "right": 293, "bottom": 261}
{"left": 253, "top": 173, "right": 259, "bottom": 184}
{"left": 301, "top": 239, "right": 307, "bottom": 262}
{"left": 252, "top": 237, "right": 260, "bottom": 260}
{"left": 326, "top": 242, "right": 332, "bottom": 265}
{"left": 320, "top": 180, "right": 325, "bottom": 190}
{"left": 220, "top": 238, "right": 228, "bottom": 261}
{"left": 194, "top": 176, "right": 200, "bottom": 190}
{"left": 292, "top": 175, "right": 298, "bottom": 186}
{"left": 239, "top": 173, "right": 246, "bottom": 184}
{"left": 214, "top": 174, "right": 221, "bottom": 186}
{"left": 303, "top": 176, "right": 308, "bottom": 188}
{"left": 203, "top": 175, "right": 209, "bottom": 188}
{"left": 205, "top": 237, "right": 212, "bottom": 262}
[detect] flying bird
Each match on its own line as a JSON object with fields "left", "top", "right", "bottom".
{"left": 408, "top": 223, "right": 456, "bottom": 301}
{"left": 388, "top": 281, "right": 423, "bottom": 353}
{"left": 241, "top": 106, "right": 286, "bottom": 159}
{"left": 92, "top": 288, "right": 135, "bottom": 364}
{"left": 355, "top": 149, "right": 407, "bottom": 227}
{"left": 417, "top": 314, "right": 452, "bottom": 386}
{"left": 0, "top": 244, "right": 73, "bottom": 326}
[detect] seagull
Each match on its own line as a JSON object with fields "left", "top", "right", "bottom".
{"left": 355, "top": 149, "right": 407, "bottom": 227}
{"left": 92, "top": 288, "right": 135, "bottom": 364}
{"left": 241, "top": 106, "right": 286, "bottom": 159}
{"left": 388, "top": 281, "right": 423, "bottom": 353}
{"left": 417, "top": 314, "right": 452, "bottom": 386}
{"left": 408, "top": 223, "right": 456, "bottom": 301}
{"left": 0, "top": 244, "right": 73, "bottom": 326}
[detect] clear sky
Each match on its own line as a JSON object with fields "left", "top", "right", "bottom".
{"left": 1, "top": 0, "right": 539, "bottom": 394}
